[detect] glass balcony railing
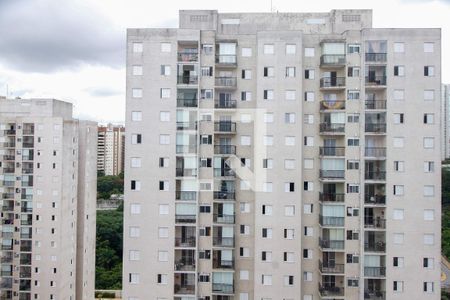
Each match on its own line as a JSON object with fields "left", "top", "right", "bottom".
{"left": 320, "top": 54, "right": 346, "bottom": 66}
{"left": 365, "top": 76, "right": 387, "bottom": 86}
{"left": 175, "top": 191, "right": 196, "bottom": 201}
{"left": 319, "top": 215, "right": 345, "bottom": 227}
{"left": 213, "top": 237, "right": 235, "bottom": 247}
{"left": 176, "top": 122, "right": 197, "bottom": 131}
{"left": 178, "top": 51, "right": 198, "bottom": 62}
{"left": 319, "top": 147, "right": 345, "bottom": 156}
{"left": 319, "top": 260, "right": 345, "bottom": 274}
{"left": 365, "top": 53, "right": 387, "bottom": 62}
{"left": 365, "top": 123, "right": 386, "bottom": 133}
{"left": 214, "top": 122, "right": 236, "bottom": 133}
{"left": 175, "top": 214, "right": 196, "bottom": 224}
{"left": 213, "top": 259, "right": 234, "bottom": 269}
{"left": 319, "top": 284, "right": 345, "bottom": 297}
{"left": 364, "top": 217, "right": 386, "bottom": 229}
{"left": 365, "top": 147, "right": 386, "bottom": 157}
{"left": 174, "top": 237, "right": 196, "bottom": 248}
{"left": 213, "top": 191, "right": 235, "bottom": 201}
{"left": 174, "top": 284, "right": 195, "bottom": 295}
{"left": 215, "top": 55, "right": 237, "bottom": 66}
{"left": 319, "top": 123, "right": 345, "bottom": 133}
{"left": 215, "top": 99, "right": 237, "bottom": 109}
{"left": 212, "top": 283, "right": 234, "bottom": 294}
{"left": 213, "top": 214, "right": 235, "bottom": 224}
{"left": 364, "top": 194, "right": 386, "bottom": 205}
{"left": 319, "top": 170, "right": 345, "bottom": 179}
{"left": 176, "top": 98, "right": 198, "bottom": 108}
{"left": 320, "top": 77, "right": 346, "bottom": 88}
{"left": 364, "top": 266, "right": 386, "bottom": 277}
{"left": 174, "top": 257, "right": 196, "bottom": 271}
{"left": 319, "top": 238, "right": 344, "bottom": 250}
{"left": 214, "top": 145, "right": 236, "bottom": 155}
{"left": 177, "top": 75, "right": 198, "bottom": 85}
{"left": 215, "top": 77, "right": 237, "bottom": 88}
{"left": 364, "top": 242, "right": 386, "bottom": 252}
{"left": 364, "top": 291, "right": 386, "bottom": 300}
{"left": 365, "top": 100, "right": 387, "bottom": 110}
{"left": 319, "top": 192, "right": 345, "bottom": 203}
{"left": 365, "top": 171, "right": 386, "bottom": 180}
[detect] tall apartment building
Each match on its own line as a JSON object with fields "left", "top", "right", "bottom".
{"left": 97, "top": 124, "right": 125, "bottom": 176}
{"left": 442, "top": 84, "right": 450, "bottom": 160}
{"left": 124, "top": 10, "right": 441, "bottom": 300}
{"left": 0, "top": 98, "right": 97, "bottom": 300}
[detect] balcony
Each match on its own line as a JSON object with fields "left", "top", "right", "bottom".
{"left": 320, "top": 77, "right": 345, "bottom": 89}
{"left": 2, "top": 155, "right": 15, "bottom": 161}
{"left": 319, "top": 260, "right": 345, "bottom": 274}
{"left": 20, "top": 255, "right": 31, "bottom": 265}
{"left": 177, "top": 98, "right": 198, "bottom": 108}
{"left": 364, "top": 291, "right": 386, "bottom": 300}
{"left": 319, "top": 192, "right": 345, "bottom": 203}
{"left": 1, "top": 193, "right": 14, "bottom": 200}
{"left": 175, "top": 252, "right": 195, "bottom": 271}
{"left": 215, "top": 77, "right": 237, "bottom": 88}
{"left": 213, "top": 191, "right": 235, "bottom": 201}
{"left": 364, "top": 242, "right": 386, "bottom": 253}
{"left": 319, "top": 238, "right": 344, "bottom": 250}
{"left": 175, "top": 191, "right": 196, "bottom": 201}
{"left": 213, "top": 258, "right": 234, "bottom": 269}
{"left": 365, "top": 147, "right": 386, "bottom": 158}
{"left": 174, "top": 237, "right": 196, "bottom": 248}
{"left": 319, "top": 147, "right": 345, "bottom": 156}
{"left": 177, "top": 75, "right": 198, "bottom": 85}
{"left": 1, "top": 243, "right": 13, "bottom": 250}
{"left": 320, "top": 55, "right": 346, "bottom": 67}
{"left": 365, "top": 123, "right": 386, "bottom": 134}
{"left": 215, "top": 99, "right": 237, "bottom": 109}
{"left": 1, "top": 232, "right": 13, "bottom": 238}
{"left": 365, "top": 100, "right": 387, "bottom": 110}
{"left": 214, "top": 145, "right": 236, "bottom": 155}
{"left": 4, "top": 129, "right": 16, "bottom": 135}
{"left": 365, "top": 76, "right": 386, "bottom": 87}
{"left": 19, "top": 270, "right": 31, "bottom": 279}
{"left": 2, "top": 218, "right": 14, "bottom": 225}
{"left": 319, "top": 215, "right": 345, "bottom": 227}
{"left": 176, "top": 122, "right": 197, "bottom": 131}
{"left": 178, "top": 51, "right": 198, "bottom": 62}
{"left": 319, "top": 284, "right": 345, "bottom": 297}
{"left": 20, "top": 241, "right": 32, "bottom": 252}
{"left": 364, "top": 217, "right": 386, "bottom": 229}
{"left": 213, "top": 214, "right": 235, "bottom": 224}
{"left": 213, "top": 237, "right": 235, "bottom": 248}
{"left": 176, "top": 168, "right": 197, "bottom": 177}
{"left": 174, "top": 284, "right": 195, "bottom": 295}
{"left": 319, "top": 123, "right": 345, "bottom": 134}
{"left": 215, "top": 55, "right": 237, "bottom": 67}
{"left": 1, "top": 254, "right": 13, "bottom": 263}
{"left": 214, "top": 122, "right": 236, "bottom": 133}
{"left": 319, "top": 170, "right": 345, "bottom": 179}
{"left": 2, "top": 142, "right": 15, "bottom": 148}
{"left": 214, "top": 168, "right": 235, "bottom": 178}
{"left": 2, "top": 168, "right": 15, "bottom": 174}
{"left": 364, "top": 194, "right": 386, "bottom": 206}
{"left": 175, "top": 214, "right": 196, "bottom": 224}
{"left": 365, "top": 171, "right": 386, "bottom": 181}
{"left": 22, "top": 168, "right": 33, "bottom": 174}
{"left": 176, "top": 145, "right": 197, "bottom": 154}
{"left": 19, "top": 294, "right": 31, "bottom": 300}
{"left": 365, "top": 53, "right": 387, "bottom": 63}
{"left": 364, "top": 266, "right": 386, "bottom": 278}
{"left": 320, "top": 100, "right": 345, "bottom": 110}
{"left": 0, "top": 278, "right": 12, "bottom": 289}
{"left": 212, "top": 283, "right": 234, "bottom": 294}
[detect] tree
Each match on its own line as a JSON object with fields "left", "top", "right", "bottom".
{"left": 97, "top": 174, "right": 124, "bottom": 200}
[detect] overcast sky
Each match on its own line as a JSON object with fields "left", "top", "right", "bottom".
{"left": 0, "top": 0, "right": 449, "bottom": 123}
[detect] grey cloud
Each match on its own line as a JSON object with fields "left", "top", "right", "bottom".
{"left": 0, "top": 0, "right": 124, "bottom": 73}
{"left": 84, "top": 87, "right": 123, "bottom": 97}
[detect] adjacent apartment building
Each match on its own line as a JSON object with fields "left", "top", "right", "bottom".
{"left": 0, "top": 98, "right": 97, "bottom": 300}
{"left": 442, "top": 84, "right": 450, "bottom": 160}
{"left": 124, "top": 10, "right": 441, "bottom": 300}
{"left": 97, "top": 123, "right": 125, "bottom": 176}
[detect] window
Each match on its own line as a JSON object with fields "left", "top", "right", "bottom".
{"left": 394, "top": 90, "right": 404, "bottom": 100}
{"left": 158, "top": 227, "right": 168, "bottom": 238}
{"left": 201, "top": 66, "right": 213, "bottom": 76}
{"left": 158, "top": 251, "right": 169, "bottom": 262}
{"left": 393, "top": 257, "right": 404, "bottom": 268}
{"left": 284, "top": 275, "right": 294, "bottom": 286}
{"left": 263, "top": 67, "right": 275, "bottom": 77}
{"left": 262, "top": 275, "right": 273, "bottom": 285}
{"left": 240, "top": 114, "right": 251, "bottom": 124}
{"left": 347, "top": 67, "right": 360, "bottom": 77}
{"left": 130, "top": 180, "right": 141, "bottom": 191}
{"left": 393, "top": 281, "right": 404, "bottom": 292}
{"left": 240, "top": 270, "right": 249, "bottom": 280}
{"left": 241, "top": 158, "right": 251, "bottom": 167}
{"left": 393, "top": 112, "right": 405, "bottom": 123}
{"left": 199, "top": 205, "right": 211, "bottom": 213}
{"left": 241, "top": 91, "right": 252, "bottom": 101}
{"left": 160, "top": 42, "right": 171, "bottom": 53}
{"left": 263, "top": 89, "right": 274, "bottom": 100}
{"left": 262, "top": 158, "right": 273, "bottom": 169}
{"left": 284, "top": 251, "right": 295, "bottom": 262}
{"left": 394, "top": 161, "right": 405, "bottom": 172}
{"left": 424, "top": 185, "right": 435, "bottom": 196}
{"left": 424, "top": 161, "right": 435, "bottom": 173}
{"left": 303, "top": 272, "right": 312, "bottom": 282}
{"left": 304, "top": 136, "right": 314, "bottom": 146}
{"left": 240, "top": 180, "right": 250, "bottom": 190}
{"left": 284, "top": 229, "right": 295, "bottom": 239}
{"left": 424, "top": 90, "right": 435, "bottom": 101}
{"left": 285, "top": 113, "right": 296, "bottom": 123}
{"left": 424, "top": 42, "right": 434, "bottom": 53}
{"left": 160, "top": 88, "right": 171, "bottom": 98}
{"left": 242, "top": 69, "right": 252, "bottom": 79}
{"left": 132, "top": 42, "right": 143, "bottom": 53}
{"left": 393, "top": 137, "right": 404, "bottom": 148}
{"left": 263, "top": 44, "right": 274, "bottom": 54}
{"left": 394, "top": 233, "right": 404, "bottom": 244}
{"left": 263, "top": 135, "right": 274, "bottom": 146}
{"left": 304, "top": 114, "right": 314, "bottom": 124}
{"left": 199, "top": 227, "right": 211, "bottom": 236}
{"left": 160, "top": 111, "right": 170, "bottom": 122}
{"left": 241, "top": 135, "right": 251, "bottom": 146}
{"left": 348, "top": 279, "right": 359, "bottom": 287}
{"left": 285, "top": 182, "right": 295, "bottom": 192}
{"left": 199, "top": 250, "right": 211, "bottom": 259}
{"left": 304, "top": 91, "right": 315, "bottom": 102}
{"left": 262, "top": 205, "right": 273, "bottom": 215}
{"left": 424, "top": 210, "right": 435, "bottom": 221}
{"left": 347, "top": 90, "right": 360, "bottom": 100}
{"left": 129, "top": 227, "right": 140, "bottom": 238}
{"left": 424, "top": 66, "right": 434, "bottom": 76}
{"left": 347, "top": 138, "right": 359, "bottom": 146}
{"left": 263, "top": 182, "right": 273, "bottom": 192}
{"left": 304, "top": 48, "right": 315, "bottom": 57}
{"left": 239, "top": 293, "right": 248, "bottom": 300}
{"left": 262, "top": 228, "right": 273, "bottom": 239}
{"left": 157, "top": 274, "right": 168, "bottom": 284}
{"left": 284, "top": 159, "right": 295, "bottom": 169}
{"left": 394, "top": 65, "right": 405, "bottom": 77}
{"left": 201, "top": 89, "right": 213, "bottom": 99}
{"left": 200, "top": 158, "right": 212, "bottom": 168}
{"left": 424, "top": 234, "right": 435, "bottom": 245}
{"left": 131, "top": 111, "right": 142, "bottom": 121}
{"left": 202, "top": 44, "right": 213, "bottom": 54}
{"left": 285, "top": 136, "right": 296, "bottom": 146}
{"left": 132, "top": 88, "right": 142, "bottom": 98}
{"left": 240, "top": 202, "right": 250, "bottom": 213}
{"left": 304, "top": 226, "right": 313, "bottom": 236}
{"left": 199, "top": 274, "right": 210, "bottom": 282}
{"left": 132, "top": 65, "right": 143, "bottom": 75}
{"left": 347, "top": 184, "right": 359, "bottom": 193}
{"left": 160, "top": 65, "right": 171, "bottom": 76}
{"left": 159, "top": 204, "right": 169, "bottom": 215}
{"left": 286, "top": 67, "right": 296, "bottom": 77}
{"left": 286, "top": 44, "right": 296, "bottom": 54}
{"left": 303, "top": 249, "right": 313, "bottom": 259}
{"left": 303, "top": 204, "right": 313, "bottom": 214}
{"left": 129, "top": 273, "right": 140, "bottom": 284}
{"left": 347, "top": 160, "right": 359, "bottom": 170}
{"left": 394, "top": 42, "right": 405, "bottom": 53}
{"left": 285, "top": 206, "right": 295, "bottom": 216}
{"left": 347, "top": 254, "right": 359, "bottom": 263}
{"left": 159, "top": 157, "right": 169, "bottom": 168}
{"left": 424, "top": 113, "right": 434, "bottom": 124}
{"left": 347, "top": 44, "right": 360, "bottom": 53}
{"left": 261, "top": 251, "right": 272, "bottom": 261}
{"left": 281, "top": 90, "right": 296, "bottom": 102}
{"left": 131, "top": 134, "right": 142, "bottom": 144}
{"left": 393, "top": 209, "right": 404, "bottom": 220}
{"left": 242, "top": 47, "right": 252, "bottom": 57}
{"left": 424, "top": 257, "right": 435, "bottom": 269}
{"left": 240, "top": 225, "right": 250, "bottom": 235}
{"left": 159, "top": 134, "right": 170, "bottom": 145}
{"left": 304, "top": 159, "right": 314, "bottom": 169}
{"left": 304, "top": 181, "right": 314, "bottom": 191}
{"left": 347, "top": 114, "right": 359, "bottom": 123}
{"left": 130, "top": 157, "right": 141, "bottom": 168}
{"left": 200, "top": 135, "right": 212, "bottom": 145}
{"left": 240, "top": 247, "right": 250, "bottom": 257}
{"left": 424, "top": 282, "right": 434, "bottom": 293}
{"left": 424, "top": 137, "right": 434, "bottom": 148}
{"left": 264, "top": 113, "right": 274, "bottom": 123}
{"left": 393, "top": 185, "right": 404, "bottom": 196}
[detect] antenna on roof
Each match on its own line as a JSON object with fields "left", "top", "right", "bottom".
{"left": 270, "top": 0, "right": 277, "bottom": 13}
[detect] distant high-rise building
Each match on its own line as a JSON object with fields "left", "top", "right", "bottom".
{"left": 97, "top": 123, "right": 125, "bottom": 176}
{"left": 123, "top": 10, "right": 441, "bottom": 300}
{"left": 442, "top": 84, "right": 450, "bottom": 160}
{"left": 0, "top": 98, "right": 97, "bottom": 300}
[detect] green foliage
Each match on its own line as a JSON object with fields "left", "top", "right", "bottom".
{"left": 95, "top": 291, "right": 117, "bottom": 298}
{"left": 97, "top": 174, "right": 124, "bottom": 200}
{"left": 95, "top": 208, "right": 123, "bottom": 289}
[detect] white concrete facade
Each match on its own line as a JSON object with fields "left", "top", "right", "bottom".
{"left": 442, "top": 84, "right": 450, "bottom": 160}
{"left": 123, "top": 10, "right": 441, "bottom": 300}
{"left": 0, "top": 98, "right": 97, "bottom": 300}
